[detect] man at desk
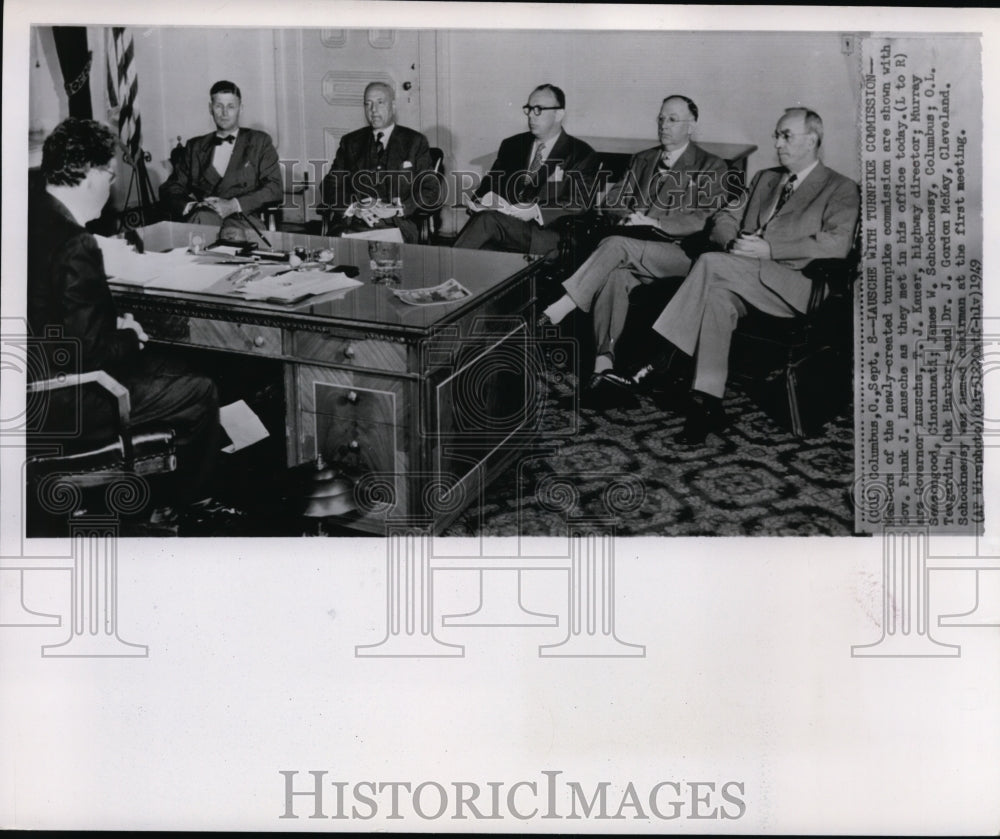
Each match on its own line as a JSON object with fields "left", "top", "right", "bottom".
{"left": 160, "top": 80, "right": 282, "bottom": 240}
{"left": 537, "top": 95, "right": 729, "bottom": 406}
{"left": 453, "top": 83, "right": 598, "bottom": 256}
{"left": 30, "top": 118, "right": 225, "bottom": 525}
{"left": 628, "top": 107, "right": 860, "bottom": 444}
{"left": 320, "top": 81, "right": 440, "bottom": 243}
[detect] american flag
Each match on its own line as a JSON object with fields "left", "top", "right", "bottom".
{"left": 106, "top": 27, "right": 142, "bottom": 164}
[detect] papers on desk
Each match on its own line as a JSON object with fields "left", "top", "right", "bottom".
{"left": 228, "top": 268, "right": 362, "bottom": 303}
{"left": 464, "top": 191, "right": 544, "bottom": 226}
{"left": 96, "top": 236, "right": 195, "bottom": 286}
{"left": 99, "top": 236, "right": 362, "bottom": 304}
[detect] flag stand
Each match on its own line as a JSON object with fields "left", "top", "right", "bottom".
{"left": 118, "top": 146, "right": 157, "bottom": 231}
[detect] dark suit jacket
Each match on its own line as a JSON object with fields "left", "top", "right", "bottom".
{"left": 321, "top": 124, "right": 441, "bottom": 242}
{"left": 710, "top": 162, "right": 860, "bottom": 310}
{"left": 604, "top": 142, "right": 730, "bottom": 237}
{"left": 159, "top": 127, "right": 283, "bottom": 219}
{"left": 475, "top": 129, "right": 599, "bottom": 225}
{"left": 28, "top": 190, "right": 140, "bottom": 377}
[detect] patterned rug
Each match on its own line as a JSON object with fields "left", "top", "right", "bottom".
{"left": 440, "top": 360, "right": 856, "bottom": 537}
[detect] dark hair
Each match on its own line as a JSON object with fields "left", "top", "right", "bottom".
{"left": 783, "top": 107, "right": 824, "bottom": 147}
{"left": 210, "top": 80, "right": 242, "bottom": 99}
{"left": 41, "top": 118, "right": 118, "bottom": 187}
{"left": 662, "top": 94, "right": 698, "bottom": 122}
{"left": 531, "top": 83, "right": 566, "bottom": 109}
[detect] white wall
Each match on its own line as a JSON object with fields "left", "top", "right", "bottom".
{"left": 444, "top": 30, "right": 860, "bottom": 181}
{"left": 31, "top": 27, "right": 861, "bottom": 214}
{"left": 107, "top": 26, "right": 281, "bottom": 190}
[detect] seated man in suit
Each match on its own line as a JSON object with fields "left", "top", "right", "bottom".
{"left": 160, "top": 80, "right": 282, "bottom": 241}
{"left": 628, "top": 107, "right": 860, "bottom": 444}
{"left": 31, "top": 118, "right": 228, "bottom": 527}
{"left": 453, "top": 83, "right": 599, "bottom": 256}
{"left": 320, "top": 81, "right": 441, "bottom": 243}
{"left": 537, "top": 95, "right": 730, "bottom": 407}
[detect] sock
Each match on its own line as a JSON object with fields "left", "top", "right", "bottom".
{"left": 543, "top": 294, "right": 577, "bottom": 325}
{"left": 594, "top": 354, "right": 614, "bottom": 374}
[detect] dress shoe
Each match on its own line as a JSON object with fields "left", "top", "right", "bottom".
{"left": 628, "top": 347, "right": 688, "bottom": 394}
{"left": 677, "top": 392, "right": 727, "bottom": 445}
{"left": 581, "top": 371, "right": 640, "bottom": 411}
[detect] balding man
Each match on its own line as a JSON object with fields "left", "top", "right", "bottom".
{"left": 320, "top": 81, "right": 441, "bottom": 243}
{"left": 630, "top": 107, "right": 860, "bottom": 444}
{"left": 538, "top": 95, "right": 729, "bottom": 407}
{"left": 453, "top": 83, "right": 598, "bottom": 256}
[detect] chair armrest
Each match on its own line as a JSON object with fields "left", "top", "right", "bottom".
{"left": 801, "top": 257, "right": 859, "bottom": 314}
{"left": 28, "top": 371, "right": 131, "bottom": 426}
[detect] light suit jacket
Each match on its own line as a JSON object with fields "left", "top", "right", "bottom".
{"left": 604, "top": 142, "right": 731, "bottom": 237}
{"left": 710, "top": 162, "right": 860, "bottom": 311}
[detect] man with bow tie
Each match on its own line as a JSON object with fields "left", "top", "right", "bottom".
{"left": 537, "top": 95, "right": 729, "bottom": 407}
{"left": 320, "top": 81, "right": 441, "bottom": 243}
{"left": 626, "top": 107, "right": 860, "bottom": 444}
{"left": 453, "top": 83, "right": 598, "bottom": 256}
{"left": 159, "top": 80, "right": 282, "bottom": 238}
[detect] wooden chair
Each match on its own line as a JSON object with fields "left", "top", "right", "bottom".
{"left": 730, "top": 232, "right": 862, "bottom": 436}
{"left": 26, "top": 367, "right": 177, "bottom": 534}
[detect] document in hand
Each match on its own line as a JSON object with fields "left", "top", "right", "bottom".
{"left": 96, "top": 237, "right": 197, "bottom": 286}
{"left": 464, "top": 191, "right": 544, "bottom": 226}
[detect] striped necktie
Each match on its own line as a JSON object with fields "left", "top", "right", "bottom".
{"left": 528, "top": 142, "right": 545, "bottom": 173}
{"left": 772, "top": 173, "right": 797, "bottom": 217}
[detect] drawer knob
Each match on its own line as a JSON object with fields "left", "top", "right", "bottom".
{"left": 347, "top": 391, "right": 359, "bottom": 404}
{"left": 343, "top": 344, "right": 356, "bottom": 359}
{"left": 349, "top": 440, "right": 360, "bottom": 451}
{"left": 253, "top": 335, "right": 266, "bottom": 347}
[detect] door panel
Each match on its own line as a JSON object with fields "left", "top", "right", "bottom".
{"left": 275, "top": 28, "right": 422, "bottom": 223}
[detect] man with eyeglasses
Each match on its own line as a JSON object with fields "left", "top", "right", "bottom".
{"left": 160, "top": 80, "right": 282, "bottom": 240}
{"left": 625, "top": 107, "right": 859, "bottom": 444}
{"left": 30, "top": 118, "right": 226, "bottom": 528}
{"left": 537, "top": 95, "right": 729, "bottom": 409}
{"left": 453, "top": 83, "right": 598, "bottom": 255}
{"left": 320, "top": 81, "right": 441, "bottom": 243}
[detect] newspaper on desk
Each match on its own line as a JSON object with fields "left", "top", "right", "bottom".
{"left": 392, "top": 278, "right": 471, "bottom": 306}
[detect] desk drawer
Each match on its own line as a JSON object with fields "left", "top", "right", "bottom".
{"left": 293, "top": 331, "right": 407, "bottom": 372}
{"left": 145, "top": 314, "right": 282, "bottom": 356}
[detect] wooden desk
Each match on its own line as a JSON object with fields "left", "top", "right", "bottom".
{"left": 113, "top": 223, "right": 545, "bottom": 534}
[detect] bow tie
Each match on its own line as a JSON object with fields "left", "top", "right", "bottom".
{"left": 213, "top": 134, "right": 235, "bottom": 145}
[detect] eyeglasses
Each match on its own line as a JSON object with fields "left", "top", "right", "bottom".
{"left": 523, "top": 105, "right": 562, "bottom": 116}
{"left": 658, "top": 117, "right": 693, "bottom": 125}
{"left": 773, "top": 130, "right": 810, "bottom": 142}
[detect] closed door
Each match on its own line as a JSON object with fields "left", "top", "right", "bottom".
{"left": 275, "top": 28, "right": 423, "bottom": 222}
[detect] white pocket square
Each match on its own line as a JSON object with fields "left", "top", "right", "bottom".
{"left": 551, "top": 165, "right": 564, "bottom": 182}
{"left": 402, "top": 160, "right": 413, "bottom": 169}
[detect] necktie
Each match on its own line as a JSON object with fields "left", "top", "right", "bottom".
{"left": 213, "top": 134, "right": 235, "bottom": 145}
{"left": 528, "top": 142, "right": 545, "bottom": 173}
{"left": 375, "top": 131, "right": 385, "bottom": 151}
{"left": 656, "top": 152, "right": 671, "bottom": 173}
{"left": 772, "top": 173, "right": 797, "bottom": 217}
